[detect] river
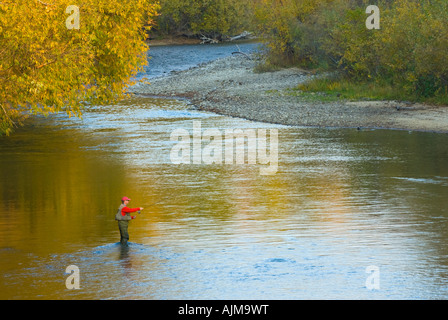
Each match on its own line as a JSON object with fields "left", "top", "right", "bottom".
{"left": 1, "top": 43, "right": 448, "bottom": 300}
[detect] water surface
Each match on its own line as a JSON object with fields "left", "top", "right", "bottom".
{"left": 1, "top": 44, "right": 448, "bottom": 300}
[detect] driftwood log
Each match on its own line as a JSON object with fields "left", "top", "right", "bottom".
{"left": 200, "top": 34, "right": 219, "bottom": 44}
{"left": 231, "top": 51, "right": 252, "bottom": 60}
{"left": 231, "top": 43, "right": 253, "bottom": 60}
{"left": 200, "top": 31, "right": 254, "bottom": 44}
{"left": 229, "top": 31, "right": 252, "bottom": 42}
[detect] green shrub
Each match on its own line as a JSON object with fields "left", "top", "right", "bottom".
{"left": 254, "top": 0, "right": 448, "bottom": 102}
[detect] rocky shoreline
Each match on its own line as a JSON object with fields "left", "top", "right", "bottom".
{"left": 130, "top": 53, "right": 448, "bottom": 133}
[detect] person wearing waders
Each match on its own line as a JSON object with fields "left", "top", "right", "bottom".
{"left": 115, "top": 197, "right": 144, "bottom": 246}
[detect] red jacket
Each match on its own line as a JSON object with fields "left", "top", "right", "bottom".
{"left": 121, "top": 206, "right": 140, "bottom": 219}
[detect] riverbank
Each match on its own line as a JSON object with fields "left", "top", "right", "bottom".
{"left": 148, "top": 36, "right": 201, "bottom": 46}
{"left": 130, "top": 53, "right": 448, "bottom": 133}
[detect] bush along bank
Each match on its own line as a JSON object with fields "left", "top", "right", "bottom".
{"left": 253, "top": 0, "right": 448, "bottom": 106}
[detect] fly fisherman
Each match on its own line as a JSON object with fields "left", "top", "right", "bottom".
{"left": 115, "top": 197, "right": 144, "bottom": 246}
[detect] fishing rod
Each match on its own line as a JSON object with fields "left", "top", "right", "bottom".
{"left": 137, "top": 198, "right": 165, "bottom": 214}
{"left": 137, "top": 193, "right": 182, "bottom": 214}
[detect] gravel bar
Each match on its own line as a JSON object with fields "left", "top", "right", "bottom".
{"left": 130, "top": 54, "right": 448, "bottom": 133}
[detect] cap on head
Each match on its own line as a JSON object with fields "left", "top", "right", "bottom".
{"left": 121, "top": 196, "right": 131, "bottom": 202}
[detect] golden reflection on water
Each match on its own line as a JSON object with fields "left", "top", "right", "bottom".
{"left": 1, "top": 97, "right": 448, "bottom": 299}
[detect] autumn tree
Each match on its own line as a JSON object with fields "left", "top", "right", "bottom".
{"left": 325, "top": 0, "right": 448, "bottom": 98}
{"left": 0, "top": 0, "right": 159, "bottom": 135}
{"left": 155, "top": 0, "right": 253, "bottom": 40}
{"left": 252, "top": 0, "right": 337, "bottom": 66}
{"left": 253, "top": 0, "right": 448, "bottom": 101}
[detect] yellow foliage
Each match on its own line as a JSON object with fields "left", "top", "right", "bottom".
{"left": 252, "top": 0, "right": 338, "bottom": 65}
{"left": 0, "top": 0, "right": 160, "bottom": 135}
{"left": 156, "top": 0, "right": 252, "bottom": 38}
{"left": 254, "top": 0, "right": 448, "bottom": 98}
{"left": 333, "top": 0, "right": 448, "bottom": 96}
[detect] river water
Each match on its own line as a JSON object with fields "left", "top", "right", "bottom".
{"left": 1, "top": 43, "right": 448, "bottom": 300}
